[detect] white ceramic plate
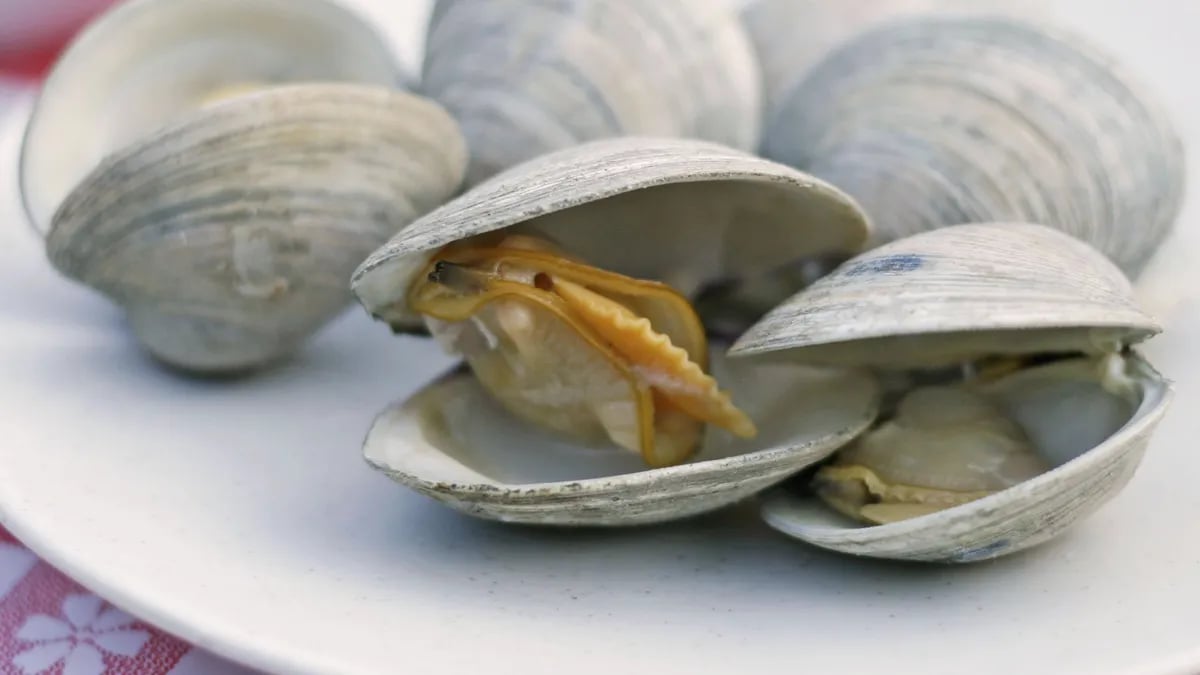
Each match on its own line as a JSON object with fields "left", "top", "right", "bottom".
{"left": 3, "top": 2, "right": 1200, "bottom": 674}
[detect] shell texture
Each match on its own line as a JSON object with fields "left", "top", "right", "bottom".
{"left": 760, "top": 14, "right": 1185, "bottom": 277}
{"left": 47, "top": 84, "right": 467, "bottom": 371}
{"left": 740, "top": 0, "right": 1044, "bottom": 112}
{"left": 421, "top": 0, "right": 763, "bottom": 185}
{"left": 20, "top": 0, "right": 403, "bottom": 233}
{"left": 730, "top": 222, "right": 1161, "bottom": 368}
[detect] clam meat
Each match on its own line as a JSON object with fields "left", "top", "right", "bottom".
{"left": 813, "top": 384, "right": 1051, "bottom": 525}
{"left": 408, "top": 232, "right": 757, "bottom": 467}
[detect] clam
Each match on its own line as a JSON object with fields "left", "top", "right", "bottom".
{"left": 739, "top": 0, "right": 1044, "bottom": 112}
{"left": 353, "top": 136, "right": 878, "bottom": 525}
{"left": 731, "top": 222, "right": 1172, "bottom": 562}
{"left": 421, "top": 0, "right": 762, "bottom": 186}
{"left": 759, "top": 14, "right": 1185, "bottom": 278}
{"left": 21, "top": 0, "right": 468, "bottom": 372}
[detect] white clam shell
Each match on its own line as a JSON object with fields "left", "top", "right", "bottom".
{"left": 363, "top": 353, "right": 879, "bottom": 526}
{"left": 20, "top": 0, "right": 403, "bottom": 233}
{"left": 730, "top": 222, "right": 1160, "bottom": 369}
{"left": 740, "top": 0, "right": 1044, "bottom": 112}
{"left": 759, "top": 14, "right": 1185, "bottom": 277}
{"left": 759, "top": 353, "right": 1172, "bottom": 562}
{"left": 352, "top": 136, "right": 871, "bottom": 330}
{"left": 421, "top": 0, "right": 762, "bottom": 185}
{"left": 46, "top": 84, "right": 467, "bottom": 371}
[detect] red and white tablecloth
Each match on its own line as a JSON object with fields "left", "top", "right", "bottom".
{"left": 0, "top": 527, "right": 251, "bottom": 674}
{"left": 2, "top": 5, "right": 253, "bottom": 672}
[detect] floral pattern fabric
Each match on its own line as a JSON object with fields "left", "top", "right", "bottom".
{"left": 0, "top": 527, "right": 247, "bottom": 675}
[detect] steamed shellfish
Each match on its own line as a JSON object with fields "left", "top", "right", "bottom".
{"left": 354, "top": 137, "right": 878, "bottom": 525}
{"left": 738, "top": 222, "right": 1171, "bottom": 562}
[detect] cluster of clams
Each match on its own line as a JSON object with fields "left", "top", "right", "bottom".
{"left": 22, "top": 0, "right": 1183, "bottom": 563}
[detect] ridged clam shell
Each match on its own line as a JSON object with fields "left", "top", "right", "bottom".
{"left": 740, "top": 0, "right": 1043, "bottom": 112}
{"left": 421, "top": 0, "right": 762, "bottom": 186}
{"left": 760, "top": 15, "right": 1185, "bottom": 277}
{"left": 729, "top": 222, "right": 1160, "bottom": 368}
{"left": 760, "top": 354, "right": 1172, "bottom": 563}
{"left": 20, "top": 0, "right": 403, "bottom": 233}
{"left": 363, "top": 353, "right": 879, "bottom": 526}
{"left": 351, "top": 136, "right": 871, "bottom": 330}
{"left": 46, "top": 84, "right": 467, "bottom": 372}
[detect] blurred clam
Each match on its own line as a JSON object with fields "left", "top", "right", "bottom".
{"left": 732, "top": 222, "right": 1172, "bottom": 562}
{"left": 421, "top": 0, "right": 762, "bottom": 186}
{"left": 759, "top": 14, "right": 1185, "bottom": 277}
{"left": 740, "top": 0, "right": 1043, "bottom": 111}
{"left": 353, "top": 136, "right": 877, "bottom": 525}
{"left": 21, "top": 0, "right": 468, "bottom": 372}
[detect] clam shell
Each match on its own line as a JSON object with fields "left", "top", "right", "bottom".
{"left": 20, "top": 0, "right": 402, "bottom": 233}
{"left": 351, "top": 136, "right": 871, "bottom": 330}
{"left": 363, "top": 352, "right": 879, "bottom": 526}
{"left": 740, "top": 0, "right": 1043, "bottom": 112}
{"left": 759, "top": 353, "right": 1172, "bottom": 562}
{"left": 730, "top": 222, "right": 1160, "bottom": 369}
{"left": 421, "top": 0, "right": 762, "bottom": 186}
{"left": 46, "top": 84, "right": 467, "bottom": 371}
{"left": 760, "top": 14, "right": 1185, "bottom": 277}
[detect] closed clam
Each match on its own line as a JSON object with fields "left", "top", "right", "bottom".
{"left": 421, "top": 0, "right": 762, "bottom": 186}
{"left": 740, "top": 0, "right": 1042, "bottom": 112}
{"left": 22, "top": 0, "right": 468, "bottom": 372}
{"left": 353, "top": 136, "right": 878, "bottom": 525}
{"left": 731, "top": 222, "right": 1172, "bottom": 562}
{"left": 759, "top": 14, "right": 1185, "bottom": 277}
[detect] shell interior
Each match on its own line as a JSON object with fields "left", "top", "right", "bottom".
{"left": 352, "top": 136, "right": 871, "bottom": 330}
{"left": 759, "top": 353, "right": 1171, "bottom": 562}
{"left": 20, "top": 0, "right": 401, "bottom": 231}
{"left": 362, "top": 351, "right": 879, "bottom": 526}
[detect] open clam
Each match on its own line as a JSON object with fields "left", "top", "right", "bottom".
{"left": 421, "top": 0, "right": 762, "bottom": 186}
{"left": 352, "top": 136, "right": 879, "bottom": 525}
{"left": 731, "top": 222, "right": 1172, "bottom": 562}
{"left": 758, "top": 14, "right": 1185, "bottom": 278}
{"left": 21, "top": 0, "right": 468, "bottom": 372}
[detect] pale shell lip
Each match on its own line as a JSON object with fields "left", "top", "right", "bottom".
{"left": 361, "top": 354, "right": 880, "bottom": 527}
{"left": 758, "top": 353, "right": 1173, "bottom": 563}
{"left": 350, "top": 135, "right": 871, "bottom": 329}
{"left": 19, "top": 0, "right": 402, "bottom": 234}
